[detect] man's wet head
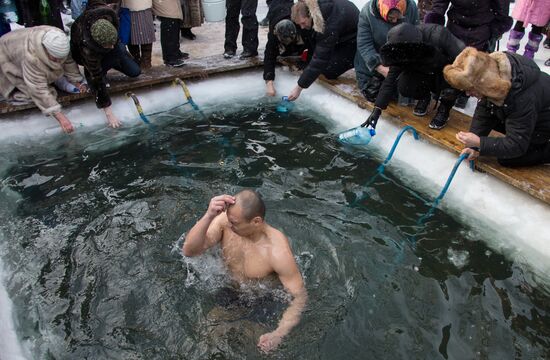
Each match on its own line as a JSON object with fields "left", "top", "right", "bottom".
{"left": 226, "top": 190, "right": 266, "bottom": 237}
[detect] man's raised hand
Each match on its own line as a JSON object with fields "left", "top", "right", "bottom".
{"left": 206, "top": 195, "right": 236, "bottom": 218}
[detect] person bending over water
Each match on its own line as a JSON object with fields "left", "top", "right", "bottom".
{"left": 183, "top": 190, "right": 307, "bottom": 353}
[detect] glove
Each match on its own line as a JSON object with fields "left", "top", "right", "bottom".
{"left": 362, "top": 107, "right": 382, "bottom": 128}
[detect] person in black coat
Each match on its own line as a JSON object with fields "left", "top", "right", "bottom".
{"left": 444, "top": 47, "right": 550, "bottom": 167}
{"left": 287, "top": 0, "right": 359, "bottom": 101}
{"left": 364, "top": 22, "right": 465, "bottom": 130}
{"left": 263, "top": 0, "right": 311, "bottom": 97}
{"left": 70, "top": 0, "right": 140, "bottom": 128}
{"left": 424, "top": 0, "right": 512, "bottom": 108}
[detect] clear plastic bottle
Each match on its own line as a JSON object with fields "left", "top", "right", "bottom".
{"left": 276, "top": 96, "right": 294, "bottom": 113}
{"left": 338, "top": 126, "right": 376, "bottom": 145}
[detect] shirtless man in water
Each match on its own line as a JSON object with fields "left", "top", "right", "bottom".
{"left": 183, "top": 190, "right": 307, "bottom": 353}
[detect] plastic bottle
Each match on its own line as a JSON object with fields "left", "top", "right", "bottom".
{"left": 338, "top": 126, "right": 376, "bottom": 145}
{"left": 39, "top": 0, "right": 51, "bottom": 25}
{"left": 276, "top": 96, "right": 294, "bottom": 113}
{"left": 0, "top": 0, "right": 18, "bottom": 23}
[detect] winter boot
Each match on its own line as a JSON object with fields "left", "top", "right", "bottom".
{"left": 524, "top": 31, "right": 543, "bottom": 59}
{"left": 413, "top": 97, "right": 431, "bottom": 116}
{"left": 140, "top": 44, "right": 153, "bottom": 70}
{"left": 429, "top": 100, "right": 453, "bottom": 130}
{"left": 127, "top": 44, "right": 141, "bottom": 64}
{"left": 506, "top": 29, "right": 524, "bottom": 53}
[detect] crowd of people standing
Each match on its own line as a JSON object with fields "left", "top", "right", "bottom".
{"left": 0, "top": 0, "right": 549, "bottom": 167}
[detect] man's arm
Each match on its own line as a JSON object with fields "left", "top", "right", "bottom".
{"left": 258, "top": 237, "right": 307, "bottom": 353}
{"left": 182, "top": 194, "right": 235, "bottom": 257}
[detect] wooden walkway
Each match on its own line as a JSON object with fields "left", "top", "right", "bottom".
{"left": 1, "top": 56, "right": 548, "bottom": 205}
{"left": 0, "top": 55, "right": 263, "bottom": 114}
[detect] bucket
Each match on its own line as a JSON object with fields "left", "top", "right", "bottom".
{"left": 201, "top": 0, "right": 226, "bottom": 22}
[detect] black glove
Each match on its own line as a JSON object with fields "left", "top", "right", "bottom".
{"left": 362, "top": 107, "right": 382, "bottom": 128}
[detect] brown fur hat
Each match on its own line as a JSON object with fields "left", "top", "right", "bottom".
{"left": 443, "top": 47, "right": 512, "bottom": 105}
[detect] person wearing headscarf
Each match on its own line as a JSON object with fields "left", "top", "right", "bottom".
{"left": 71, "top": 0, "right": 141, "bottom": 129}
{"left": 354, "top": 0, "right": 419, "bottom": 103}
{"left": 263, "top": 0, "right": 311, "bottom": 96}
{"left": 0, "top": 26, "right": 85, "bottom": 133}
{"left": 364, "top": 22, "right": 465, "bottom": 130}
{"left": 287, "top": 0, "right": 359, "bottom": 101}
{"left": 444, "top": 47, "right": 550, "bottom": 167}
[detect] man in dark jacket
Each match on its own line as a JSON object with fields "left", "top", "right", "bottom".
{"left": 444, "top": 47, "right": 550, "bottom": 167}
{"left": 70, "top": 0, "right": 140, "bottom": 128}
{"left": 364, "top": 22, "right": 465, "bottom": 130}
{"left": 287, "top": 0, "right": 359, "bottom": 101}
{"left": 263, "top": 0, "right": 311, "bottom": 97}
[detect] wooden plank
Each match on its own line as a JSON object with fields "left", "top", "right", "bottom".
{"left": 0, "top": 55, "right": 263, "bottom": 115}
{"left": 318, "top": 71, "right": 550, "bottom": 205}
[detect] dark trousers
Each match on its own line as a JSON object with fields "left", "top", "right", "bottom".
{"left": 100, "top": 42, "right": 141, "bottom": 78}
{"left": 14, "top": 0, "right": 63, "bottom": 29}
{"left": 224, "top": 0, "right": 258, "bottom": 53}
{"left": 158, "top": 16, "right": 182, "bottom": 63}
{"left": 397, "top": 71, "right": 459, "bottom": 104}
{"left": 322, "top": 40, "right": 356, "bottom": 79}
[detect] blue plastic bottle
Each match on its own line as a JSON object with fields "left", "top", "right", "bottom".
{"left": 276, "top": 96, "right": 294, "bottom": 113}
{"left": 338, "top": 126, "right": 376, "bottom": 145}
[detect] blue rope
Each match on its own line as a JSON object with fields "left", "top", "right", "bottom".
{"left": 378, "top": 125, "right": 419, "bottom": 174}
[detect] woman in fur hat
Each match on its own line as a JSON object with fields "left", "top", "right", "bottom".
{"left": 445, "top": 47, "right": 550, "bottom": 167}
{"left": 0, "top": 26, "right": 86, "bottom": 133}
{"left": 287, "top": 0, "right": 359, "bottom": 101}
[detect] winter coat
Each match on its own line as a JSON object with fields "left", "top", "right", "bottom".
{"left": 122, "top": 0, "right": 153, "bottom": 11}
{"left": 263, "top": 0, "right": 311, "bottom": 81}
{"left": 70, "top": 0, "right": 119, "bottom": 109}
{"left": 512, "top": 0, "right": 550, "bottom": 27}
{"left": 470, "top": 53, "right": 550, "bottom": 159}
{"left": 181, "top": 0, "right": 204, "bottom": 28}
{"left": 0, "top": 26, "right": 83, "bottom": 115}
{"left": 152, "top": 0, "right": 183, "bottom": 20}
{"left": 425, "top": 0, "right": 512, "bottom": 50}
{"left": 356, "top": 0, "right": 419, "bottom": 73}
{"left": 298, "top": 0, "right": 359, "bottom": 89}
{"left": 374, "top": 23, "right": 465, "bottom": 109}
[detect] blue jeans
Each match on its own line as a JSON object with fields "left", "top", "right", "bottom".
{"left": 101, "top": 42, "right": 141, "bottom": 78}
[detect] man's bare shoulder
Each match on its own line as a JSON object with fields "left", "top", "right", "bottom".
{"left": 266, "top": 225, "right": 294, "bottom": 258}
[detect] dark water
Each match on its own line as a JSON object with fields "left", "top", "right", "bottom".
{"left": 0, "top": 103, "right": 549, "bottom": 359}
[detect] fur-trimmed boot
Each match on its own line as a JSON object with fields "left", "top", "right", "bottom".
{"left": 524, "top": 31, "right": 543, "bottom": 59}
{"left": 506, "top": 29, "right": 524, "bottom": 53}
{"left": 140, "top": 44, "right": 153, "bottom": 70}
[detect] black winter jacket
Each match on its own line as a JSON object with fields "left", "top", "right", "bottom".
{"left": 70, "top": 0, "right": 119, "bottom": 109}
{"left": 374, "top": 23, "right": 465, "bottom": 109}
{"left": 297, "top": 0, "right": 359, "bottom": 88}
{"left": 425, "top": 0, "right": 512, "bottom": 51}
{"left": 471, "top": 53, "right": 550, "bottom": 159}
{"left": 263, "top": 0, "right": 311, "bottom": 81}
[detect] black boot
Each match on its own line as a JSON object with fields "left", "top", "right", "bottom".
{"left": 454, "top": 93, "right": 469, "bottom": 109}
{"left": 413, "top": 97, "right": 431, "bottom": 116}
{"left": 429, "top": 101, "right": 452, "bottom": 129}
{"left": 181, "top": 27, "right": 196, "bottom": 40}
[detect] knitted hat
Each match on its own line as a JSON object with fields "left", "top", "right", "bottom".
{"left": 42, "top": 29, "right": 70, "bottom": 58}
{"left": 91, "top": 19, "right": 118, "bottom": 47}
{"left": 274, "top": 19, "right": 297, "bottom": 45}
{"left": 378, "top": 0, "right": 407, "bottom": 22}
{"left": 444, "top": 47, "right": 512, "bottom": 104}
